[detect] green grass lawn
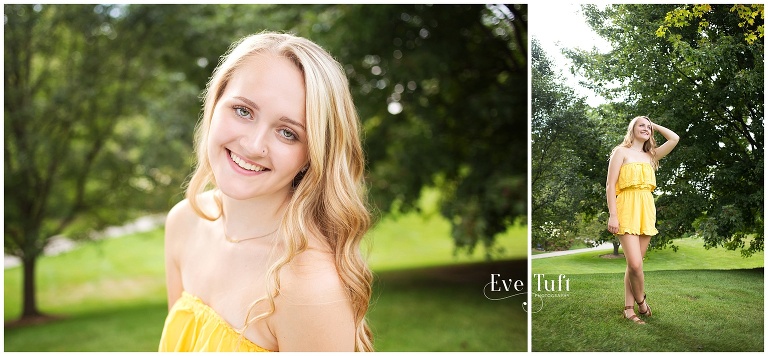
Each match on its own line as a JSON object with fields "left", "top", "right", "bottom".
{"left": 365, "top": 210, "right": 528, "bottom": 270}
{"left": 532, "top": 238, "right": 764, "bottom": 352}
{"left": 4, "top": 212, "right": 528, "bottom": 352}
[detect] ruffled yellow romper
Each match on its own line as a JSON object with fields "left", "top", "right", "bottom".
{"left": 158, "top": 291, "right": 271, "bottom": 352}
{"left": 615, "top": 162, "right": 658, "bottom": 236}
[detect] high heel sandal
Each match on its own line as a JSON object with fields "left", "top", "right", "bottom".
{"left": 637, "top": 293, "right": 652, "bottom": 317}
{"left": 623, "top": 306, "right": 645, "bottom": 324}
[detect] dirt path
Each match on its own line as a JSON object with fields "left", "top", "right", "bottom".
{"left": 4, "top": 214, "right": 166, "bottom": 269}
{"left": 531, "top": 242, "right": 615, "bottom": 259}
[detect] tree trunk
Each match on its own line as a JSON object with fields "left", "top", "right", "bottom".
{"left": 612, "top": 241, "right": 620, "bottom": 255}
{"left": 21, "top": 255, "right": 41, "bottom": 318}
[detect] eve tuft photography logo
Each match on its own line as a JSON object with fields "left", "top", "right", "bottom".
{"left": 483, "top": 273, "right": 528, "bottom": 311}
{"left": 483, "top": 273, "right": 574, "bottom": 313}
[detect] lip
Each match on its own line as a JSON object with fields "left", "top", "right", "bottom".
{"left": 226, "top": 149, "right": 270, "bottom": 176}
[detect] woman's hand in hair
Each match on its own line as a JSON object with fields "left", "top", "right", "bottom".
{"left": 651, "top": 121, "right": 680, "bottom": 160}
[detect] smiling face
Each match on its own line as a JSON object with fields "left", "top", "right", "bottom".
{"left": 633, "top": 117, "right": 653, "bottom": 143}
{"left": 207, "top": 53, "right": 308, "bottom": 201}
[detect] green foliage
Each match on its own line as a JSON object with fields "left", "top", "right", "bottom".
{"left": 567, "top": 4, "right": 764, "bottom": 256}
{"left": 575, "top": 211, "right": 619, "bottom": 252}
{"left": 656, "top": 4, "right": 714, "bottom": 39}
{"left": 4, "top": 5, "right": 198, "bottom": 250}
{"left": 533, "top": 220, "right": 578, "bottom": 251}
{"left": 657, "top": 4, "right": 765, "bottom": 45}
{"left": 4, "top": 5, "right": 195, "bottom": 317}
{"left": 531, "top": 39, "right": 616, "bottom": 251}
{"left": 729, "top": 4, "right": 765, "bottom": 45}
{"left": 312, "top": 5, "right": 528, "bottom": 258}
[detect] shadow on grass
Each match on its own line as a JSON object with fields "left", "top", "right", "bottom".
{"left": 5, "top": 314, "right": 65, "bottom": 328}
{"left": 4, "top": 302, "right": 168, "bottom": 351}
{"left": 370, "top": 259, "right": 528, "bottom": 351}
{"left": 5, "top": 259, "right": 529, "bottom": 352}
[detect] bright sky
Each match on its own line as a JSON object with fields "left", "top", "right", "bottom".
{"left": 529, "top": 3, "right": 612, "bottom": 106}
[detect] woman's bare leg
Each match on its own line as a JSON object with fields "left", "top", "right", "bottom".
{"left": 624, "top": 265, "right": 635, "bottom": 308}
{"left": 636, "top": 234, "right": 652, "bottom": 313}
{"left": 620, "top": 234, "right": 645, "bottom": 306}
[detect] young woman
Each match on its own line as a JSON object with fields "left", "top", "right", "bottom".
{"left": 606, "top": 116, "right": 679, "bottom": 325}
{"left": 159, "top": 32, "right": 373, "bottom": 351}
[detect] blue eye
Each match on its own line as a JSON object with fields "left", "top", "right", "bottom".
{"left": 279, "top": 128, "right": 297, "bottom": 141}
{"left": 234, "top": 106, "right": 251, "bottom": 118}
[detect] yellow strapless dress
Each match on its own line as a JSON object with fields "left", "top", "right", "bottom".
{"left": 615, "top": 162, "right": 658, "bottom": 236}
{"left": 158, "top": 291, "right": 271, "bottom": 352}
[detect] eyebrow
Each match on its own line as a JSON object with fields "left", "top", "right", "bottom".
{"left": 234, "top": 96, "right": 306, "bottom": 132}
{"left": 280, "top": 117, "right": 306, "bottom": 132}
{"left": 234, "top": 96, "right": 259, "bottom": 111}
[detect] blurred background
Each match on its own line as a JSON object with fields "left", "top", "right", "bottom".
{"left": 4, "top": 4, "right": 528, "bottom": 351}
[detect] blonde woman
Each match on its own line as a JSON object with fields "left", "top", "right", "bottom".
{"left": 606, "top": 116, "right": 679, "bottom": 325}
{"left": 159, "top": 32, "right": 373, "bottom": 351}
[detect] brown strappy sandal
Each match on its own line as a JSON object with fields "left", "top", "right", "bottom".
{"left": 637, "top": 293, "right": 652, "bottom": 317}
{"left": 623, "top": 306, "right": 645, "bottom": 324}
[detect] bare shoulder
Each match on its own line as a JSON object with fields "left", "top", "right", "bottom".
{"left": 278, "top": 248, "right": 348, "bottom": 304}
{"left": 166, "top": 199, "right": 194, "bottom": 229}
{"left": 609, "top": 146, "right": 628, "bottom": 166}
{"left": 270, "top": 247, "right": 356, "bottom": 351}
{"left": 614, "top": 146, "right": 630, "bottom": 158}
{"left": 165, "top": 191, "right": 219, "bottom": 246}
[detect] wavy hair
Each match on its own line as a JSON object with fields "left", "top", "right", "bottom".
{"left": 184, "top": 31, "right": 373, "bottom": 351}
{"left": 610, "top": 115, "right": 659, "bottom": 170}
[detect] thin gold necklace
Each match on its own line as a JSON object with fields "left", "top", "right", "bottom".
{"left": 221, "top": 213, "right": 279, "bottom": 243}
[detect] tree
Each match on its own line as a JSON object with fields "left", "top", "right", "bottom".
{"left": 530, "top": 39, "right": 616, "bottom": 252}
{"left": 568, "top": 4, "right": 764, "bottom": 256}
{"left": 3, "top": 4, "right": 193, "bottom": 319}
{"left": 309, "top": 5, "right": 529, "bottom": 258}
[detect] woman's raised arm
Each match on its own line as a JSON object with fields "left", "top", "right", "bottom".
{"left": 652, "top": 122, "right": 679, "bottom": 160}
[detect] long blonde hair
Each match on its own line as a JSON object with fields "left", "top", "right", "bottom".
{"left": 184, "top": 31, "right": 373, "bottom": 351}
{"left": 610, "top": 115, "right": 659, "bottom": 170}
